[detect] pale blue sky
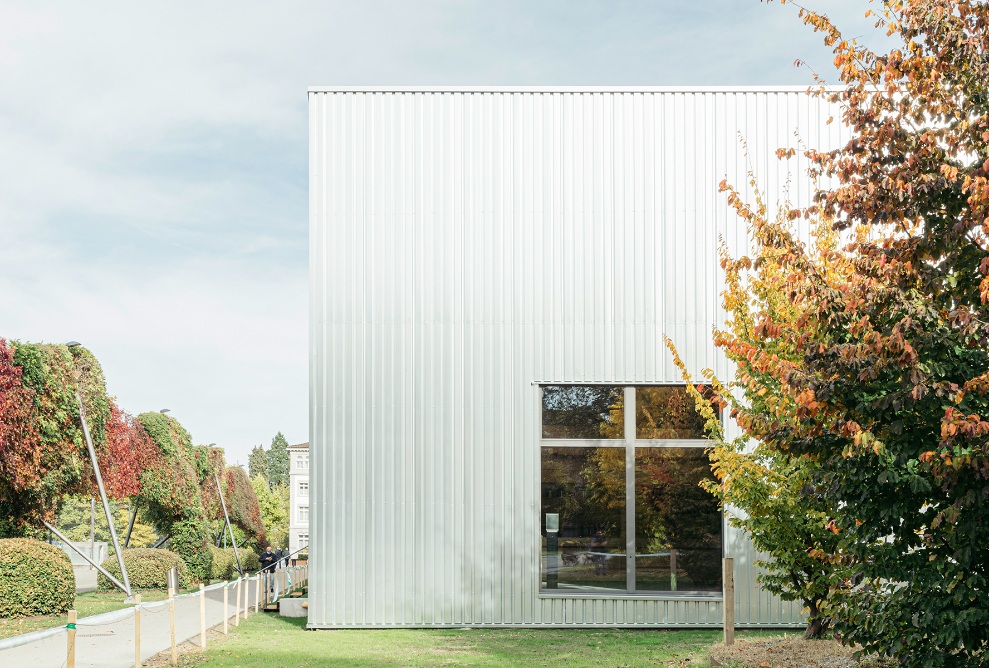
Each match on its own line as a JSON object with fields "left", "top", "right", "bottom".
{"left": 0, "top": 1, "right": 883, "bottom": 466}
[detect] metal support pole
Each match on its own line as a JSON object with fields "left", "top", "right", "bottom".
{"left": 214, "top": 475, "right": 243, "bottom": 575}
{"left": 124, "top": 503, "right": 138, "bottom": 548}
{"left": 75, "top": 389, "right": 131, "bottom": 596}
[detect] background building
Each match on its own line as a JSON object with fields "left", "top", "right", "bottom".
{"left": 288, "top": 441, "right": 309, "bottom": 555}
{"left": 309, "top": 86, "right": 847, "bottom": 627}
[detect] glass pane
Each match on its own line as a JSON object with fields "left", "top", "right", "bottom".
{"left": 634, "top": 448, "right": 722, "bottom": 593}
{"left": 542, "top": 386, "right": 624, "bottom": 439}
{"left": 635, "top": 386, "right": 711, "bottom": 439}
{"left": 541, "top": 447, "right": 626, "bottom": 592}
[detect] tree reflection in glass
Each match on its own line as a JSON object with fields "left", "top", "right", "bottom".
{"left": 634, "top": 448, "right": 722, "bottom": 592}
{"left": 540, "top": 447, "right": 625, "bottom": 591}
{"left": 542, "top": 386, "right": 623, "bottom": 439}
{"left": 635, "top": 386, "right": 714, "bottom": 439}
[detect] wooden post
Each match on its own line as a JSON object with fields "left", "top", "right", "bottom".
{"left": 66, "top": 610, "right": 77, "bottom": 668}
{"left": 168, "top": 588, "right": 177, "bottom": 666}
{"left": 222, "top": 582, "right": 229, "bottom": 634}
{"left": 243, "top": 577, "right": 250, "bottom": 620}
{"left": 670, "top": 549, "right": 678, "bottom": 591}
{"left": 199, "top": 583, "right": 207, "bottom": 648}
{"left": 723, "top": 557, "right": 735, "bottom": 646}
{"left": 233, "top": 579, "right": 241, "bottom": 627}
{"left": 134, "top": 594, "right": 142, "bottom": 668}
{"left": 255, "top": 575, "right": 261, "bottom": 613}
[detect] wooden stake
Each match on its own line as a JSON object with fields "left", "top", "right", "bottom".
{"left": 222, "top": 582, "right": 229, "bottom": 634}
{"left": 168, "top": 589, "right": 177, "bottom": 666}
{"left": 723, "top": 558, "right": 735, "bottom": 646}
{"left": 199, "top": 583, "right": 207, "bottom": 648}
{"left": 255, "top": 575, "right": 261, "bottom": 613}
{"left": 243, "top": 577, "right": 249, "bottom": 620}
{"left": 134, "top": 594, "right": 142, "bottom": 668}
{"left": 66, "top": 610, "right": 77, "bottom": 668}
{"left": 233, "top": 579, "right": 240, "bottom": 627}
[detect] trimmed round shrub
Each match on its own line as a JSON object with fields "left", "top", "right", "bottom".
{"left": 0, "top": 538, "right": 75, "bottom": 617}
{"left": 98, "top": 548, "right": 189, "bottom": 591}
{"left": 208, "top": 546, "right": 260, "bottom": 579}
{"left": 240, "top": 549, "right": 260, "bottom": 573}
{"left": 209, "top": 545, "right": 232, "bottom": 580}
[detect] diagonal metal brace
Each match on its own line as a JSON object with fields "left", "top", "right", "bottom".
{"left": 75, "top": 389, "right": 132, "bottom": 596}
{"left": 215, "top": 475, "right": 243, "bottom": 575}
{"left": 45, "top": 521, "right": 129, "bottom": 595}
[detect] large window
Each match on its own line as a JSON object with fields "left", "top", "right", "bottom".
{"left": 540, "top": 385, "right": 722, "bottom": 596}
{"left": 298, "top": 506, "right": 309, "bottom": 523}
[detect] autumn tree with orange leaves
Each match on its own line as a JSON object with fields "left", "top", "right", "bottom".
{"left": 689, "top": 1, "right": 989, "bottom": 665}
{"left": 667, "top": 180, "right": 855, "bottom": 639}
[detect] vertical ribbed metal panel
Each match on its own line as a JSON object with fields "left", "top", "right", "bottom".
{"left": 310, "top": 87, "right": 847, "bottom": 628}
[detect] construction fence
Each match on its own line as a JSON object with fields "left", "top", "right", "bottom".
{"left": 0, "top": 565, "right": 308, "bottom": 668}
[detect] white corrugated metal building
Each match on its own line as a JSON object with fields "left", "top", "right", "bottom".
{"left": 308, "top": 86, "right": 845, "bottom": 628}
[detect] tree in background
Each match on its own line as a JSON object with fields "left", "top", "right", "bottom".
{"left": 135, "top": 411, "right": 214, "bottom": 582}
{"left": 266, "top": 432, "right": 290, "bottom": 487}
{"left": 0, "top": 338, "right": 273, "bottom": 586}
{"left": 248, "top": 445, "right": 268, "bottom": 481}
{"left": 1, "top": 343, "right": 93, "bottom": 536}
{"left": 251, "top": 474, "right": 288, "bottom": 548}
{"left": 220, "top": 466, "right": 266, "bottom": 549}
{"left": 0, "top": 339, "right": 42, "bottom": 537}
{"left": 56, "top": 496, "right": 157, "bottom": 547}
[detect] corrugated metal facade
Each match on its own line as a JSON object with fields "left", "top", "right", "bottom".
{"left": 309, "top": 87, "right": 846, "bottom": 628}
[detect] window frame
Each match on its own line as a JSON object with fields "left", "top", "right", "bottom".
{"left": 538, "top": 384, "right": 723, "bottom": 599}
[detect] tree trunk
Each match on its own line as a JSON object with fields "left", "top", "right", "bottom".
{"left": 803, "top": 599, "right": 830, "bottom": 639}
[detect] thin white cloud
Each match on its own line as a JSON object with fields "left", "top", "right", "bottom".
{"left": 0, "top": 0, "right": 888, "bottom": 464}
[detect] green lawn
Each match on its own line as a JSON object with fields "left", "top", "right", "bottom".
{"left": 178, "top": 614, "right": 754, "bottom": 667}
{"left": 1, "top": 587, "right": 181, "bottom": 639}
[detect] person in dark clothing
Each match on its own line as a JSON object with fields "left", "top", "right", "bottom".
{"left": 260, "top": 546, "right": 277, "bottom": 571}
{"left": 259, "top": 546, "right": 277, "bottom": 592}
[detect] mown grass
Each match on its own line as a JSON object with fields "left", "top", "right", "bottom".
{"left": 171, "top": 614, "right": 776, "bottom": 667}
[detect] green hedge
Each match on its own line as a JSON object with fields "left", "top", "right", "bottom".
{"left": 0, "top": 539, "right": 75, "bottom": 617}
{"left": 209, "top": 545, "right": 234, "bottom": 580}
{"left": 98, "top": 548, "right": 189, "bottom": 591}
{"left": 209, "top": 546, "right": 260, "bottom": 579}
{"left": 240, "top": 549, "right": 260, "bottom": 573}
{"left": 170, "top": 516, "right": 212, "bottom": 583}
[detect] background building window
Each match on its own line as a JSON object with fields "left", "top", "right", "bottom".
{"left": 299, "top": 533, "right": 309, "bottom": 549}
{"left": 299, "top": 480, "right": 309, "bottom": 495}
{"left": 540, "top": 385, "right": 721, "bottom": 596}
{"left": 299, "top": 506, "right": 309, "bottom": 523}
